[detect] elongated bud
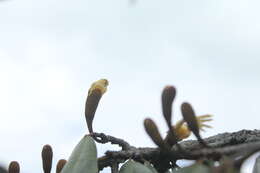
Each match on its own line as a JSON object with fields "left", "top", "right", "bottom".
{"left": 8, "top": 161, "right": 19, "bottom": 173}
{"left": 56, "top": 159, "right": 67, "bottom": 173}
{"left": 181, "top": 102, "right": 207, "bottom": 147}
{"left": 181, "top": 103, "right": 199, "bottom": 134}
{"left": 162, "top": 86, "right": 176, "bottom": 127}
{"left": 162, "top": 86, "right": 178, "bottom": 145}
{"left": 144, "top": 118, "right": 167, "bottom": 149}
{"left": 85, "top": 79, "right": 109, "bottom": 133}
{"left": 41, "top": 144, "right": 53, "bottom": 173}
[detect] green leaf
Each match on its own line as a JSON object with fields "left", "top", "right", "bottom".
{"left": 171, "top": 163, "right": 210, "bottom": 173}
{"left": 166, "top": 170, "right": 174, "bottom": 173}
{"left": 119, "top": 160, "right": 155, "bottom": 173}
{"left": 253, "top": 156, "right": 260, "bottom": 173}
{"left": 61, "top": 135, "right": 98, "bottom": 173}
{"left": 144, "top": 161, "right": 158, "bottom": 173}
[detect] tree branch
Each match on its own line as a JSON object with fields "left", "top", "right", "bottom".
{"left": 97, "top": 129, "right": 260, "bottom": 170}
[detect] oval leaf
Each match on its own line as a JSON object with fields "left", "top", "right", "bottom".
{"left": 61, "top": 135, "right": 98, "bottom": 173}
{"left": 0, "top": 166, "right": 7, "bottom": 173}
{"left": 119, "top": 160, "right": 155, "bottom": 173}
{"left": 253, "top": 155, "right": 260, "bottom": 173}
{"left": 172, "top": 163, "right": 210, "bottom": 173}
{"left": 144, "top": 161, "right": 158, "bottom": 173}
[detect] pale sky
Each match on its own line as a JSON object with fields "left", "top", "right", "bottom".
{"left": 0, "top": 0, "right": 260, "bottom": 172}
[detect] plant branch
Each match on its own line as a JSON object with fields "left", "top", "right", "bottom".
{"left": 97, "top": 129, "right": 260, "bottom": 170}
{"left": 91, "top": 132, "right": 133, "bottom": 151}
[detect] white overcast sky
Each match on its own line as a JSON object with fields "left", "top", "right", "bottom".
{"left": 0, "top": 0, "right": 260, "bottom": 172}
